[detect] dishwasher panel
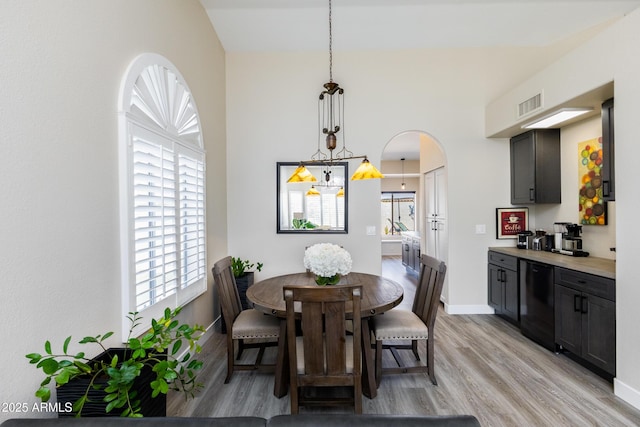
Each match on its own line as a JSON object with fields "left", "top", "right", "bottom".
{"left": 520, "top": 260, "right": 556, "bottom": 351}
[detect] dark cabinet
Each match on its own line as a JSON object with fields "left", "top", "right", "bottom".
{"left": 402, "top": 236, "right": 411, "bottom": 267}
{"left": 488, "top": 251, "right": 519, "bottom": 325}
{"left": 412, "top": 238, "right": 420, "bottom": 271}
{"left": 510, "top": 129, "right": 561, "bottom": 204}
{"left": 601, "top": 98, "right": 615, "bottom": 201}
{"left": 555, "top": 267, "right": 616, "bottom": 376}
{"left": 402, "top": 234, "right": 421, "bottom": 273}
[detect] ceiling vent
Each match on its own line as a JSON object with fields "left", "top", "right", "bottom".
{"left": 517, "top": 92, "right": 543, "bottom": 119}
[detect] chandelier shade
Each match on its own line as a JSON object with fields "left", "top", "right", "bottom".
{"left": 351, "top": 158, "right": 384, "bottom": 180}
{"left": 306, "top": 186, "right": 321, "bottom": 196}
{"left": 287, "top": 164, "right": 318, "bottom": 183}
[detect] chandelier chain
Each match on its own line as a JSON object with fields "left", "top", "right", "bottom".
{"left": 328, "top": 0, "right": 333, "bottom": 82}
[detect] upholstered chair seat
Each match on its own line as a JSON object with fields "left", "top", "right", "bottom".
{"left": 371, "top": 310, "right": 429, "bottom": 341}
{"left": 232, "top": 310, "right": 280, "bottom": 340}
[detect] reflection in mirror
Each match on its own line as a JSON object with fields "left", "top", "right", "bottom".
{"left": 277, "top": 162, "right": 348, "bottom": 233}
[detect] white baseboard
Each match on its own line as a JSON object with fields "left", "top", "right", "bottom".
{"left": 614, "top": 378, "right": 640, "bottom": 411}
{"left": 444, "top": 304, "right": 495, "bottom": 315}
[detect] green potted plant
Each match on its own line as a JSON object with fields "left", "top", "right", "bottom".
{"left": 26, "top": 306, "right": 205, "bottom": 417}
{"left": 220, "top": 257, "right": 264, "bottom": 333}
{"left": 231, "top": 257, "right": 263, "bottom": 278}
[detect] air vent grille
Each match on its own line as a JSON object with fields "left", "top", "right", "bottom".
{"left": 518, "top": 93, "right": 542, "bottom": 118}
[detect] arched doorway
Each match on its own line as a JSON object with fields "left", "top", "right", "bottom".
{"left": 381, "top": 130, "right": 449, "bottom": 303}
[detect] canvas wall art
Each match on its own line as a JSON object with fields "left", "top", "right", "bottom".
{"left": 578, "top": 137, "right": 607, "bottom": 225}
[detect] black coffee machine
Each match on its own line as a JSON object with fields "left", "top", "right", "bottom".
{"left": 557, "top": 223, "right": 589, "bottom": 257}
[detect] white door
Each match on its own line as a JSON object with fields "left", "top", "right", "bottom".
{"left": 424, "top": 167, "right": 448, "bottom": 302}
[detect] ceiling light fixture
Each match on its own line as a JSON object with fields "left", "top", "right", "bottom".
{"left": 287, "top": 0, "right": 384, "bottom": 183}
{"left": 522, "top": 107, "right": 593, "bottom": 129}
{"left": 401, "top": 158, "right": 406, "bottom": 190}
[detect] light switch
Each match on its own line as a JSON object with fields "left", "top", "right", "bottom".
{"left": 366, "top": 226, "right": 376, "bottom": 235}
{"left": 475, "top": 224, "right": 486, "bottom": 234}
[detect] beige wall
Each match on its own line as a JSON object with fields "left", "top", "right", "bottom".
{"left": 0, "top": 0, "right": 226, "bottom": 420}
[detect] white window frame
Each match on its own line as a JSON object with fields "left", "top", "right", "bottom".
{"left": 118, "top": 53, "right": 206, "bottom": 339}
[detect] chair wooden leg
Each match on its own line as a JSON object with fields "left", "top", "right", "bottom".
{"left": 290, "top": 386, "right": 299, "bottom": 414}
{"left": 237, "top": 339, "right": 245, "bottom": 360}
{"left": 225, "top": 334, "right": 234, "bottom": 384}
{"left": 427, "top": 336, "right": 437, "bottom": 385}
{"left": 375, "top": 340, "right": 382, "bottom": 387}
{"left": 354, "top": 379, "right": 362, "bottom": 414}
{"left": 412, "top": 339, "right": 420, "bottom": 360}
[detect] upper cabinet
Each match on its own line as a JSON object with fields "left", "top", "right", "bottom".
{"left": 510, "top": 129, "right": 561, "bottom": 204}
{"left": 601, "top": 98, "right": 615, "bottom": 201}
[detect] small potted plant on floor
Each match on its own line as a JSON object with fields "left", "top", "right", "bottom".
{"left": 26, "top": 306, "right": 205, "bottom": 417}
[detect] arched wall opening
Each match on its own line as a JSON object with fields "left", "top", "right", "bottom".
{"left": 380, "top": 130, "right": 449, "bottom": 303}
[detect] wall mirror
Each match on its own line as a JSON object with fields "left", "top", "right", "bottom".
{"left": 277, "top": 162, "right": 348, "bottom": 233}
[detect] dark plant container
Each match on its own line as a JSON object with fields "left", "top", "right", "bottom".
{"left": 56, "top": 348, "right": 166, "bottom": 417}
{"left": 220, "top": 272, "right": 254, "bottom": 333}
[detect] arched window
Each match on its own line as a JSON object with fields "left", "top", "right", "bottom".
{"left": 118, "top": 53, "right": 206, "bottom": 337}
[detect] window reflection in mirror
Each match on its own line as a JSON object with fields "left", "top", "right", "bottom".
{"left": 381, "top": 192, "right": 416, "bottom": 236}
{"left": 277, "top": 162, "right": 348, "bottom": 233}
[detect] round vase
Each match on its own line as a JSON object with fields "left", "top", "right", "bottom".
{"left": 315, "top": 274, "right": 341, "bottom": 286}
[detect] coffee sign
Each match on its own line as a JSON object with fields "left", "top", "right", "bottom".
{"left": 496, "top": 207, "right": 529, "bottom": 239}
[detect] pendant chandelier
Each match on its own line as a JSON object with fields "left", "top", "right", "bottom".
{"left": 287, "top": 0, "right": 384, "bottom": 183}
{"left": 401, "top": 158, "right": 406, "bottom": 190}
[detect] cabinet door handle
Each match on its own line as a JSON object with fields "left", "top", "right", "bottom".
{"left": 574, "top": 295, "right": 581, "bottom": 312}
{"left": 581, "top": 296, "right": 588, "bottom": 314}
{"left": 500, "top": 269, "right": 505, "bottom": 283}
{"left": 529, "top": 188, "right": 535, "bottom": 201}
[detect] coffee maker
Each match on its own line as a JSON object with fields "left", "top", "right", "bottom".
{"left": 552, "top": 222, "right": 589, "bottom": 257}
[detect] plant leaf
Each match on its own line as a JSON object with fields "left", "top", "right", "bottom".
{"left": 35, "top": 386, "right": 51, "bottom": 402}
{"left": 44, "top": 341, "right": 52, "bottom": 355}
{"left": 63, "top": 336, "right": 71, "bottom": 354}
{"left": 171, "top": 340, "right": 182, "bottom": 355}
{"left": 38, "top": 358, "right": 59, "bottom": 375}
{"left": 101, "top": 331, "right": 114, "bottom": 342}
{"left": 26, "top": 353, "right": 42, "bottom": 363}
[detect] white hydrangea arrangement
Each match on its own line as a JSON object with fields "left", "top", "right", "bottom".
{"left": 304, "top": 243, "right": 352, "bottom": 285}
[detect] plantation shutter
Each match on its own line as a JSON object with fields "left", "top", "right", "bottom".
{"left": 131, "top": 125, "right": 178, "bottom": 310}
{"left": 176, "top": 146, "right": 206, "bottom": 304}
{"left": 119, "top": 54, "right": 206, "bottom": 333}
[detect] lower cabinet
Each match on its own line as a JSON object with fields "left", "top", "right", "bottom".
{"left": 554, "top": 268, "right": 616, "bottom": 376}
{"left": 402, "top": 234, "right": 421, "bottom": 273}
{"left": 488, "top": 251, "right": 519, "bottom": 325}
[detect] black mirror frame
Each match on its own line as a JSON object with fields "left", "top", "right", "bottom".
{"left": 276, "top": 161, "right": 349, "bottom": 234}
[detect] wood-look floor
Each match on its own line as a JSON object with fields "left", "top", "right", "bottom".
{"left": 168, "top": 256, "right": 640, "bottom": 426}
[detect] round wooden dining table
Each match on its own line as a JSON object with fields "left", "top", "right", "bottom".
{"left": 246, "top": 271, "right": 404, "bottom": 399}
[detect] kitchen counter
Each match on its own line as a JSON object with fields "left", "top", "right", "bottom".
{"left": 488, "top": 247, "right": 615, "bottom": 279}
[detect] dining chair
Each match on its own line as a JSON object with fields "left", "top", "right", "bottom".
{"left": 372, "top": 254, "right": 447, "bottom": 386}
{"left": 212, "top": 256, "right": 280, "bottom": 384}
{"left": 284, "top": 284, "right": 362, "bottom": 414}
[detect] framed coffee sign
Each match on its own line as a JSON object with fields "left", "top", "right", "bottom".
{"left": 496, "top": 207, "right": 529, "bottom": 239}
